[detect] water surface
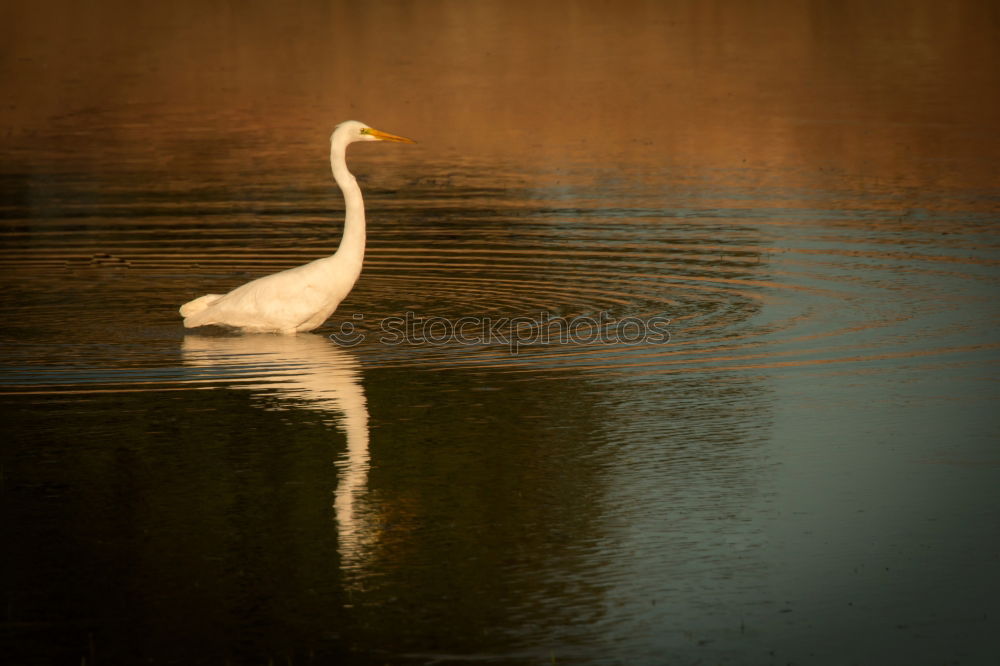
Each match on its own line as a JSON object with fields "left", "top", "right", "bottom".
{"left": 2, "top": 1, "right": 999, "bottom": 664}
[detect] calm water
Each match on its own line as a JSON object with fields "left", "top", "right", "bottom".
{"left": 2, "top": 1, "right": 999, "bottom": 664}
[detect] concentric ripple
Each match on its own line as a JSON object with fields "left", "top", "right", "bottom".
{"left": 0, "top": 163, "right": 997, "bottom": 393}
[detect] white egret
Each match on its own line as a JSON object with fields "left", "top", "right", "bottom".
{"left": 179, "top": 120, "right": 414, "bottom": 334}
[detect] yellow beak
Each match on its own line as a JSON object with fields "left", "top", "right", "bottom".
{"left": 364, "top": 127, "right": 416, "bottom": 143}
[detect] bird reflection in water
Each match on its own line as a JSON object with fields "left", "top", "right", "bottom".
{"left": 181, "top": 334, "right": 373, "bottom": 582}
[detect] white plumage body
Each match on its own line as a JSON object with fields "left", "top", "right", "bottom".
{"left": 179, "top": 253, "right": 363, "bottom": 334}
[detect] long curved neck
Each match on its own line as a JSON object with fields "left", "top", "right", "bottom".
{"left": 330, "top": 137, "right": 365, "bottom": 265}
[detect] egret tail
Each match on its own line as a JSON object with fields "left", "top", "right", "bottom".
{"left": 180, "top": 294, "right": 223, "bottom": 318}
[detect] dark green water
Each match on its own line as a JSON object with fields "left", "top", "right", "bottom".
{"left": 2, "top": 1, "right": 999, "bottom": 664}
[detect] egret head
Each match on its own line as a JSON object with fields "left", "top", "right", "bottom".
{"left": 333, "top": 120, "right": 415, "bottom": 145}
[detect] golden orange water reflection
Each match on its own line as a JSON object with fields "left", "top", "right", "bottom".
{"left": 3, "top": 0, "right": 997, "bottom": 197}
